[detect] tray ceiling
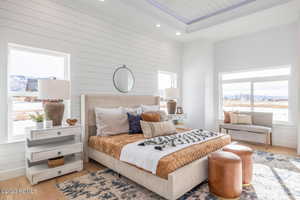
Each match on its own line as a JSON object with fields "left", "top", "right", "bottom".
{"left": 64, "top": 0, "right": 299, "bottom": 41}
{"left": 146, "top": 0, "right": 256, "bottom": 25}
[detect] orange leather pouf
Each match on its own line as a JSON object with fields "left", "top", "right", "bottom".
{"left": 208, "top": 151, "right": 242, "bottom": 199}
{"left": 223, "top": 144, "right": 254, "bottom": 186}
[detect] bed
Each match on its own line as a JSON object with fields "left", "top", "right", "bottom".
{"left": 81, "top": 94, "right": 231, "bottom": 200}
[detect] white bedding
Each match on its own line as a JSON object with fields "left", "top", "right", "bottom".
{"left": 120, "top": 129, "right": 223, "bottom": 174}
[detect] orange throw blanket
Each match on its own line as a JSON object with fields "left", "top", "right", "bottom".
{"left": 89, "top": 129, "right": 231, "bottom": 179}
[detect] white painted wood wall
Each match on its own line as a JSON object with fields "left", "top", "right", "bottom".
{"left": 0, "top": 0, "right": 182, "bottom": 180}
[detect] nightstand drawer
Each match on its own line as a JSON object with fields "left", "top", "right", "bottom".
{"left": 30, "top": 143, "right": 83, "bottom": 162}
{"left": 31, "top": 160, "right": 83, "bottom": 184}
{"left": 28, "top": 126, "right": 81, "bottom": 140}
{"left": 26, "top": 125, "right": 83, "bottom": 185}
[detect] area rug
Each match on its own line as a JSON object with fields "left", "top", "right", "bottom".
{"left": 57, "top": 151, "right": 300, "bottom": 200}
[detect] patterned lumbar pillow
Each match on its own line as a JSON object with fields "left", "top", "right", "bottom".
{"left": 140, "top": 120, "right": 176, "bottom": 138}
{"left": 127, "top": 112, "right": 143, "bottom": 134}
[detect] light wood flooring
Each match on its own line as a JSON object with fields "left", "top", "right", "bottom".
{"left": 0, "top": 142, "right": 298, "bottom": 200}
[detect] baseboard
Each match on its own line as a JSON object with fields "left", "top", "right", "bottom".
{"left": 0, "top": 167, "right": 25, "bottom": 181}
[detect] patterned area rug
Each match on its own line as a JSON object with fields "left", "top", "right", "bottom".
{"left": 57, "top": 151, "right": 300, "bottom": 200}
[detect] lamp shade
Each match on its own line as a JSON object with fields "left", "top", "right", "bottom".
{"left": 38, "top": 80, "right": 70, "bottom": 100}
{"left": 165, "top": 88, "right": 179, "bottom": 99}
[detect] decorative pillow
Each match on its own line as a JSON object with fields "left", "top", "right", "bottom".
{"left": 141, "top": 104, "right": 160, "bottom": 112}
{"left": 95, "top": 107, "right": 129, "bottom": 136}
{"left": 230, "top": 113, "right": 252, "bottom": 125}
{"left": 140, "top": 120, "right": 176, "bottom": 138}
{"left": 224, "top": 111, "right": 231, "bottom": 123}
{"left": 127, "top": 113, "right": 142, "bottom": 134}
{"left": 229, "top": 113, "right": 239, "bottom": 124}
{"left": 237, "top": 114, "right": 252, "bottom": 125}
{"left": 158, "top": 110, "right": 168, "bottom": 121}
{"left": 141, "top": 112, "right": 161, "bottom": 122}
{"left": 123, "top": 107, "right": 142, "bottom": 115}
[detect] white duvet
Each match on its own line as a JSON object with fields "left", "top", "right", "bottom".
{"left": 120, "top": 129, "right": 223, "bottom": 174}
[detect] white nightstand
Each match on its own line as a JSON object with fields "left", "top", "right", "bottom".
{"left": 168, "top": 114, "right": 187, "bottom": 128}
{"left": 25, "top": 125, "right": 83, "bottom": 185}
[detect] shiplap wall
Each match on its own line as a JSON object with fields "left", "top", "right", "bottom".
{"left": 0, "top": 0, "right": 182, "bottom": 180}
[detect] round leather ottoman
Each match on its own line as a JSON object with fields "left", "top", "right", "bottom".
{"left": 223, "top": 144, "right": 254, "bottom": 186}
{"left": 208, "top": 151, "right": 242, "bottom": 199}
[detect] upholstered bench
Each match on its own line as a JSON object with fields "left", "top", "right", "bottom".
{"left": 208, "top": 151, "right": 242, "bottom": 199}
{"left": 219, "top": 112, "right": 273, "bottom": 146}
{"left": 223, "top": 144, "right": 254, "bottom": 186}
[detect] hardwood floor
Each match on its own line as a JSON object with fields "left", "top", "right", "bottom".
{"left": 235, "top": 140, "right": 299, "bottom": 157}
{"left": 0, "top": 162, "right": 105, "bottom": 200}
{"left": 0, "top": 142, "right": 298, "bottom": 200}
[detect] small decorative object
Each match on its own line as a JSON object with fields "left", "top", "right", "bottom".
{"left": 176, "top": 106, "right": 183, "bottom": 114}
{"left": 29, "top": 112, "right": 44, "bottom": 129}
{"left": 38, "top": 79, "right": 70, "bottom": 126}
{"left": 48, "top": 156, "right": 64, "bottom": 168}
{"left": 66, "top": 118, "right": 78, "bottom": 126}
{"left": 113, "top": 65, "right": 135, "bottom": 93}
{"left": 44, "top": 120, "right": 53, "bottom": 128}
{"left": 165, "top": 88, "right": 179, "bottom": 114}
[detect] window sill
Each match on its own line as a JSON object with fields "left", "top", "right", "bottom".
{"left": 216, "top": 119, "right": 295, "bottom": 128}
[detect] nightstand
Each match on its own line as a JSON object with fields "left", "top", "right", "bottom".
{"left": 25, "top": 125, "right": 83, "bottom": 185}
{"left": 168, "top": 114, "right": 187, "bottom": 128}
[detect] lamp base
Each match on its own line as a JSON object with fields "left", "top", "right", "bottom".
{"left": 167, "top": 100, "right": 177, "bottom": 114}
{"left": 44, "top": 102, "right": 65, "bottom": 126}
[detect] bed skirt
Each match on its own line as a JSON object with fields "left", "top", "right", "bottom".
{"left": 88, "top": 147, "right": 212, "bottom": 200}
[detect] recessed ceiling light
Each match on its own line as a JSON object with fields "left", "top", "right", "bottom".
{"left": 156, "top": 24, "right": 161, "bottom": 28}
{"left": 99, "top": 0, "right": 105, "bottom": 1}
{"left": 176, "top": 32, "right": 181, "bottom": 36}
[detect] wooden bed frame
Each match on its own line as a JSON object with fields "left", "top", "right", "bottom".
{"left": 81, "top": 94, "right": 210, "bottom": 200}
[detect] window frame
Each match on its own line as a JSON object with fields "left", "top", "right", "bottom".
{"left": 158, "top": 70, "right": 177, "bottom": 97}
{"left": 219, "top": 67, "right": 291, "bottom": 124}
{"left": 158, "top": 71, "right": 178, "bottom": 111}
{"left": 6, "top": 43, "right": 70, "bottom": 141}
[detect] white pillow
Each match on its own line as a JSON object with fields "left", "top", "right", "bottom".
{"left": 229, "top": 113, "right": 238, "bottom": 124}
{"left": 95, "top": 107, "right": 129, "bottom": 136}
{"left": 123, "top": 107, "right": 142, "bottom": 115}
{"left": 237, "top": 114, "right": 252, "bottom": 125}
{"left": 230, "top": 113, "right": 252, "bottom": 125}
{"left": 141, "top": 104, "right": 160, "bottom": 112}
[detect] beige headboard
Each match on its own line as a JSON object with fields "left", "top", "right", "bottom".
{"left": 80, "top": 94, "right": 160, "bottom": 160}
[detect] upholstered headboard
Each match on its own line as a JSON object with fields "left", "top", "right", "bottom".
{"left": 80, "top": 94, "right": 160, "bottom": 160}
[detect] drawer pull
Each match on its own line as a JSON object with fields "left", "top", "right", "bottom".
{"left": 57, "top": 151, "right": 62, "bottom": 155}
{"left": 58, "top": 170, "right": 62, "bottom": 175}
{"left": 57, "top": 132, "right": 61, "bottom": 135}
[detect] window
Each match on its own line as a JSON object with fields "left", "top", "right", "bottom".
{"left": 158, "top": 71, "right": 177, "bottom": 110}
{"left": 158, "top": 71, "right": 177, "bottom": 98}
{"left": 220, "top": 67, "right": 290, "bottom": 123}
{"left": 222, "top": 82, "right": 251, "bottom": 112}
{"left": 253, "top": 81, "right": 288, "bottom": 122}
{"left": 7, "top": 44, "right": 69, "bottom": 140}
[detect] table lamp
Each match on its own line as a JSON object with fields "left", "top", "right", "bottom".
{"left": 165, "top": 88, "right": 179, "bottom": 114}
{"left": 38, "top": 80, "right": 70, "bottom": 126}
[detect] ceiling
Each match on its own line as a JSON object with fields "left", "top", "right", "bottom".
{"left": 145, "top": 0, "right": 256, "bottom": 25}
{"left": 56, "top": 0, "right": 300, "bottom": 42}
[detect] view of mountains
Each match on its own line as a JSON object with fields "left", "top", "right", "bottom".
{"left": 10, "top": 75, "right": 288, "bottom": 103}
{"left": 10, "top": 75, "right": 54, "bottom": 92}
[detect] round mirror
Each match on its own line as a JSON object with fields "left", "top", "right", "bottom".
{"left": 113, "top": 65, "right": 135, "bottom": 93}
